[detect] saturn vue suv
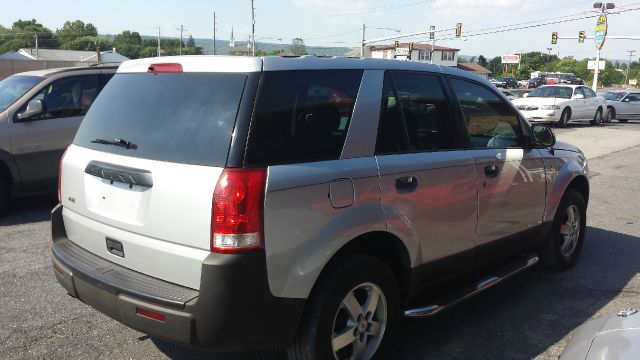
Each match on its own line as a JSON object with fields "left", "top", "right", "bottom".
{"left": 52, "top": 56, "right": 590, "bottom": 360}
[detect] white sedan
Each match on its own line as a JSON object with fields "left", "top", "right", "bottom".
{"left": 512, "top": 85, "right": 607, "bottom": 127}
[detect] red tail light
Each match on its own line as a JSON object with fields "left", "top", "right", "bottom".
{"left": 147, "top": 63, "right": 183, "bottom": 74}
{"left": 58, "top": 148, "right": 68, "bottom": 203}
{"left": 211, "top": 168, "right": 266, "bottom": 253}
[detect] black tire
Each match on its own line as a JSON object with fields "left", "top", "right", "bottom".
{"left": 0, "top": 174, "right": 8, "bottom": 214}
{"left": 618, "top": 119, "right": 629, "bottom": 123}
{"left": 557, "top": 108, "right": 571, "bottom": 128}
{"left": 540, "top": 189, "right": 587, "bottom": 271}
{"left": 606, "top": 107, "right": 615, "bottom": 123}
{"left": 287, "top": 255, "right": 400, "bottom": 360}
{"left": 590, "top": 108, "right": 603, "bottom": 125}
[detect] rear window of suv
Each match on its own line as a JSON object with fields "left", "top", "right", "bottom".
{"left": 74, "top": 72, "right": 247, "bottom": 166}
{"left": 244, "top": 70, "right": 363, "bottom": 166}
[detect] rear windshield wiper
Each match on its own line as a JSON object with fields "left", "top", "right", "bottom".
{"left": 91, "top": 138, "right": 138, "bottom": 150}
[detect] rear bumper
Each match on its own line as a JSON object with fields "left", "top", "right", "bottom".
{"left": 51, "top": 204, "right": 305, "bottom": 351}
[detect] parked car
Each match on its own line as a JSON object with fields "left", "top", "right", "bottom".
{"left": 560, "top": 309, "right": 640, "bottom": 360}
{"left": 52, "top": 56, "right": 589, "bottom": 360}
{"left": 496, "top": 77, "right": 519, "bottom": 88}
{"left": 0, "top": 66, "right": 117, "bottom": 212}
{"left": 558, "top": 74, "right": 584, "bottom": 85}
{"left": 512, "top": 85, "right": 607, "bottom": 127}
{"left": 527, "top": 76, "right": 547, "bottom": 89}
{"left": 603, "top": 90, "right": 640, "bottom": 123}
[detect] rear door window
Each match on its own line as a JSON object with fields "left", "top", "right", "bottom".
{"left": 74, "top": 72, "right": 248, "bottom": 167}
{"left": 245, "top": 70, "right": 363, "bottom": 166}
{"left": 23, "top": 75, "right": 99, "bottom": 120}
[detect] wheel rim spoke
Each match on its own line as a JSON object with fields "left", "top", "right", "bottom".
{"left": 560, "top": 224, "right": 571, "bottom": 235}
{"left": 333, "top": 327, "right": 357, "bottom": 351}
{"left": 367, "top": 321, "right": 382, "bottom": 337}
{"left": 351, "top": 338, "right": 366, "bottom": 360}
{"left": 363, "top": 287, "right": 380, "bottom": 315}
{"left": 342, "top": 292, "right": 363, "bottom": 320}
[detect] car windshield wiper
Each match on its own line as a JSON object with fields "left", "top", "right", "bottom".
{"left": 91, "top": 138, "right": 138, "bottom": 150}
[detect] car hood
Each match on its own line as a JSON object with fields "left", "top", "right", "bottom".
{"left": 553, "top": 140, "right": 581, "bottom": 153}
{"left": 561, "top": 310, "right": 640, "bottom": 360}
{"left": 512, "top": 97, "right": 560, "bottom": 106}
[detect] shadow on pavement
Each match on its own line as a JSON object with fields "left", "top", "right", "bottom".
{"left": 0, "top": 194, "right": 57, "bottom": 226}
{"left": 146, "top": 226, "right": 640, "bottom": 359}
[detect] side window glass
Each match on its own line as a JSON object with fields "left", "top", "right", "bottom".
{"left": 25, "top": 75, "right": 99, "bottom": 120}
{"left": 627, "top": 93, "right": 640, "bottom": 102}
{"left": 375, "top": 74, "right": 410, "bottom": 155}
{"left": 450, "top": 78, "right": 523, "bottom": 149}
{"left": 391, "top": 72, "right": 456, "bottom": 152}
{"left": 585, "top": 88, "right": 596, "bottom": 98}
{"left": 574, "top": 87, "right": 585, "bottom": 98}
{"left": 245, "top": 70, "right": 363, "bottom": 166}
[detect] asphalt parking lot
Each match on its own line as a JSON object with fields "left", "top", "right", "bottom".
{"left": 1, "top": 120, "right": 640, "bottom": 360}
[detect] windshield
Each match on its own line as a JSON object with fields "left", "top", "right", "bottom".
{"left": 603, "top": 92, "right": 625, "bottom": 101}
{"left": 528, "top": 86, "right": 573, "bottom": 99}
{"left": 0, "top": 75, "right": 43, "bottom": 112}
{"left": 74, "top": 72, "right": 248, "bottom": 166}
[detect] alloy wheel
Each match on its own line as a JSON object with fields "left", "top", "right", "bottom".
{"left": 331, "top": 282, "right": 387, "bottom": 360}
{"left": 559, "top": 204, "right": 581, "bottom": 258}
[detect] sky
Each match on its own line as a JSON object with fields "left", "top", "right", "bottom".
{"left": 2, "top": 0, "right": 640, "bottom": 59}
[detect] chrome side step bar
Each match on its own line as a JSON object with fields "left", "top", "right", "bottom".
{"left": 404, "top": 253, "right": 539, "bottom": 318}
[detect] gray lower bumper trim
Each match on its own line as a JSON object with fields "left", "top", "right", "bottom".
{"left": 53, "top": 239, "right": 198, "bottom": 309}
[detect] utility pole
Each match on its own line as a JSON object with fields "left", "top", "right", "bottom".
{"left": 625, "top": 50, "right": 636, "bottom": 85}
{"left": 156, "top": 27, "right": 161, "bottom": 57}
{"left": 213, "top": 12, "right": 217, "bottom": 55}
{"left": 592, "top": 2, "right": 615, "bottom": 92}
{"left": 176, "top": 25, "right": 188, "bottom": 55}
{"left": 35, "top": 33, "right": 38, "bottom": 60}
{"left": 361, "top": 24, "right": 366, "bottom": 57}
{"left": 251, "top": 0, "right": 256, "bottom": 56}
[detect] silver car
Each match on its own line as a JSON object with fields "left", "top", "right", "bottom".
{"left": 52, "top": 56, "right": 590, "bottom": 359}
{"left": 0, "top": 66, "right": 116, "bottom": 212}
{"left": 604, "top": 91, "right": 640, "bottom": 122}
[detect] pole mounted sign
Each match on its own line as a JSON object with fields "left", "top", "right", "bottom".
{"left": 594, "top": 14, "right": 608, "bottom": 49}
{"left": 501, "top": 54, "right": 520, "bottom": 64}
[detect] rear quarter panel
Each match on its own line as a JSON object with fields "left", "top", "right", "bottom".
{"left": 539, "top": 148, "right": 588, "bottom": 222}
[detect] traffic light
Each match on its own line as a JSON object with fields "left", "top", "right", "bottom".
{"left": 551, "top": 32, "right": 558, "bottom": 44}
{"left": 394, "top": 41, "right": 399, "bottom": 49}
{"left": 578, "top": 31, "right": 586, "bottom": 43}
{"left": 429, "top": 26, "right": 435, "bottom": 40}
{"left": 455, "top": 23, "right": 462, "bottom": 38}
{"left": 408, "top": 42, "right": 414, "bottom": 52}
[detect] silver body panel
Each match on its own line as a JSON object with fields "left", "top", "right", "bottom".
{"left": 561, "top": 311, "right": 640, "bottom": 360}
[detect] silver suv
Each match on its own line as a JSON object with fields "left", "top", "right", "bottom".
{"left": 52, "top": 56, "right": 589, "bottom": 359}
{"left": 0, "top": 66, "right": 116, "bottom": 211}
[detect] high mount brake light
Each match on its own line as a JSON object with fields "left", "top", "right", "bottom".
{"left": 147, "top": 63, "right": 183, "bottom": 74}
{"left": 211, "top": 168, "right": 266, "bottom": 253}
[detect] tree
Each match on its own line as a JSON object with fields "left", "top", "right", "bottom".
{"left": 0, "top": 19, "right": 57, "bottom": 52}
{"left": 599, "top": 60, "right": 624, "bottom": 86}
{"left": 477, "top": 55, "right": 488, "bottom": 67}
{"left": 63, "top": 36, "right": 112, "bottom": 51}
{"left": 57, "top": 20, "right": 98, "bottom": 49}
{"left": 289, "top": 38, "right": 307, "bottom": 56}
{"left": 488, "top": 56, "right": 502, "bottom": 75}
{"left": 186, "top": 35, "right": 195, "bottom": 48}
{"left": 114, "top": 31, "right": 141, "bottom": 47}
{"left": 468, "top": 56, "right": 476, "bottom": 63}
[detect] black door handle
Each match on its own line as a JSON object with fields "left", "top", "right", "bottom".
{"left": 484, "top": 164, "right": 500, "bottom": 179}
{"left": 395, "top": 176, "right": 418, "bottom": 193}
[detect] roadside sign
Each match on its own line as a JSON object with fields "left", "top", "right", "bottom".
{"left": 501, "top": 54, "right": 520, "bottom": 64}
{"left": 588, "top": 60, "right": 606, "bottom": 70}
{"left": 630, "top": 79, "right": 638, "bottom": 86}
{"left": 395, "top": 48, "right": 409, "bottom": 56}
{"left": 594, "top": 14, "right": 607, "bottom": 49}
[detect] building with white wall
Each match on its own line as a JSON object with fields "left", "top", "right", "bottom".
{"left": 369, "top": 43, "right": 459, "bottom": 67}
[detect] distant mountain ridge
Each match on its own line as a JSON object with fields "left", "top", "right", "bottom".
{"left": 138, "top": 35, "right": 352, "bottom": 56}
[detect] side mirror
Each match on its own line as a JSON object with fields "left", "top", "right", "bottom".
{"left": 16, "top": 99, "right": 44, "bottom": 121}
{"left": 622, "top": 98, "right": 630, "bottom": 102}
{"left": 523, "top": 93, "right": 529, "bottom": 98}
{"left": 531, "top": 124, "right": 556, "bottom": 147}
{"left": 574, "top": 94, "right": 585, "bottom": 100}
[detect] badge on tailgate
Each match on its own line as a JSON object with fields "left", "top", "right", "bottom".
{"left": 106, "top": 238, "right": 125, "bottom": 258}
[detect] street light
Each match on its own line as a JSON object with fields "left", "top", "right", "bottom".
{"left": 361, "top": 25, "right": 402, "bottom": 57}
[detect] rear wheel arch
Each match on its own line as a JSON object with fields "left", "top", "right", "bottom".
{"left": 313, "top": 231, "right": 412, "bottom": 302}
{"left": 0, "top": 158, "right": 13, "bottom": 211}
